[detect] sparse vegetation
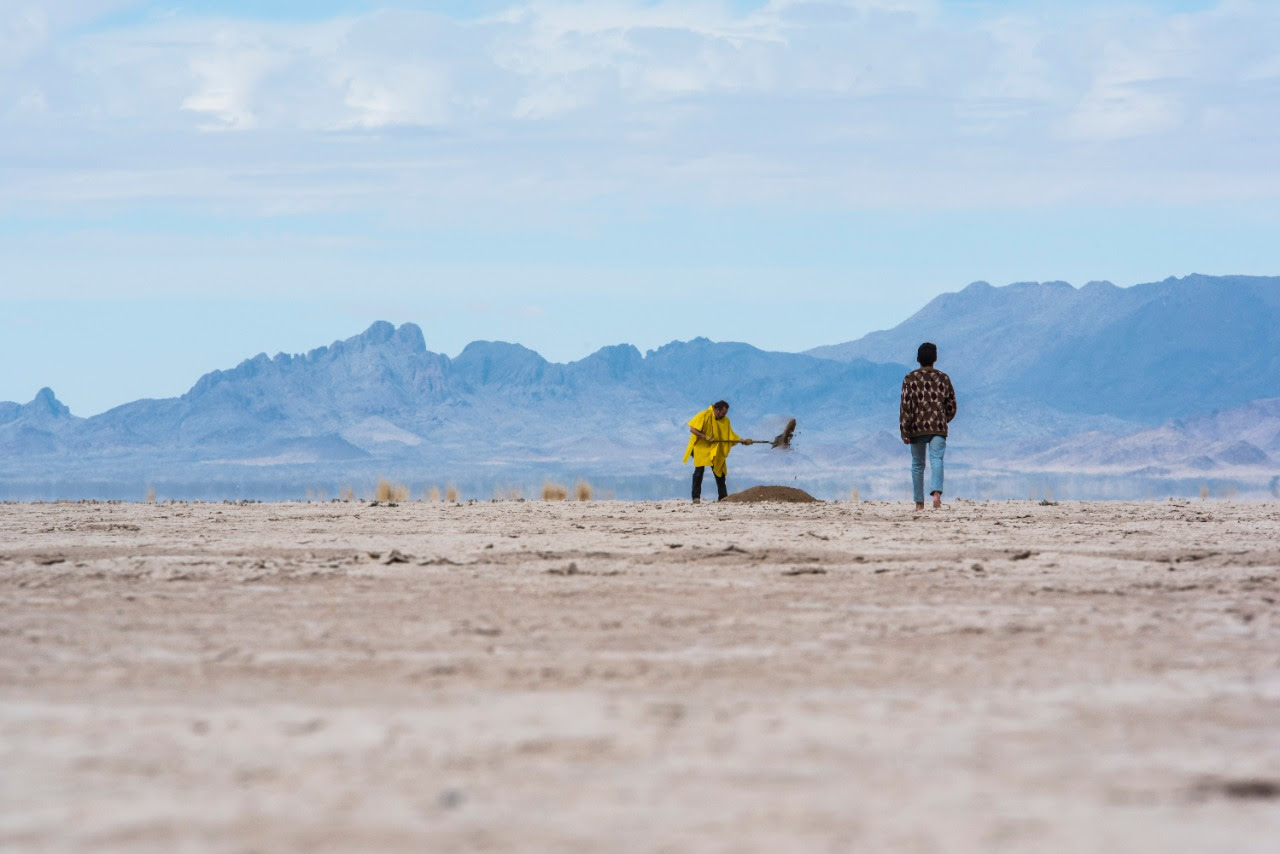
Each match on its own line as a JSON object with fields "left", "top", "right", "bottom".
{"left": 145, "top": 486, "right": 156, "bottom": 504}
{"left": 851, "top": 487, "right": 860, "bottom": 503}
{"left": 542, "top": 481, "right": 568, "bottom": 501}
{"left": 575, "top": 480, "right": 593, "bottom": 501}
{"left": 376, "top": 479, "right": 409, "bottom": 503}
{"left": 445, "top": 484, "right": 458, "bottom": 503}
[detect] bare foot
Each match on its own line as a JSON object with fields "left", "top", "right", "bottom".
{"left": 915, "top": 502, "right": 925, "bottom": 512}
{"left": 931, "top": 492, "right": 942, "bottom": 509}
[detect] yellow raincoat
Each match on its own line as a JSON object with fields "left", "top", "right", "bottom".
{"left": 682, "top": 406, "right": 741, "bottom": 478}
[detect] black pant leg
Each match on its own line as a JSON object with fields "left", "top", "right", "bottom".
{"left": 692, "top": 466, "right": 705, "bottom": 500}
{"left": 714, "top": 472, "right": 728, "bottom": 500}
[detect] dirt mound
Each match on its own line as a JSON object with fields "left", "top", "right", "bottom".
{"left": 722, "top": 485, "right": 819, "bottom": 503}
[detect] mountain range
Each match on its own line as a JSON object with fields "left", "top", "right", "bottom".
{"left": 808, "top": 274, "right": 1280, "bottom": 420}
{"left": 3, "top": 274, "right": 1278, "bottom": 501}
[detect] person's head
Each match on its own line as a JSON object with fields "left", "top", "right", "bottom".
{"left": 712, "top": 400, "right": 729, "bottom": 419}
{"left": 917, "top": 342, "right": 937, "bottom": 367}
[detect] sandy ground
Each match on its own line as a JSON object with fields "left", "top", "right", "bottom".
{"left": 2, "top": 497, "right": 1278, "bottom": 853}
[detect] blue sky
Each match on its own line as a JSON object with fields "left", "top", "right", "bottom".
{"left": 2, "top": 0, "right": 1278, "bottom": 415}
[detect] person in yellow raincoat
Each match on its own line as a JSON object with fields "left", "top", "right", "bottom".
{"left": 683, "top": 400, "right": 753, "bottom": 503}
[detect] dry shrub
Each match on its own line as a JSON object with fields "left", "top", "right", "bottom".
{"left": 542, "top": 481, "right": 568, "bottom": 501}
{"left": 427, "top": 486, "right": 441, "bottom": 502}
{"left": 851, "top": 487, "right": 860, "bottom": 503}
{"left": 376, "top": 479, "right": 409, "bottom": 503}
{"left": 575, "top": 480, "right": 593, "bottom": 501}
{"left": 145, "top": 486, "right": 156, "bottom": 504}
{"left": 445, "top": 484, "right": 459, "bottom": 503}
{"left": 1200, "top": 485, "right": 1210, "bottom": 501}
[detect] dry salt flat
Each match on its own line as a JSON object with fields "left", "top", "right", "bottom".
{"left": 1, "top": 497, "right": 1278, "bottom": 852}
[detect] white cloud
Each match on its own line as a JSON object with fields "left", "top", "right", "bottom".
{"left": 337, "top": 61, "right": 453, "bottom": 128}
{"left": 11, "top": 87, "right": 47, "bottom": 114}
{"left": 1063, "top": 82, "right": 1183, "bottom": 140}
{"left": 0, "top": 0, "right": 1276, "bottom": 213}
{"left": 0, "top": 4, "right": 49, "bottom": 68}
{"left": 182, "top": 39, "right": 281, "bottom": 129}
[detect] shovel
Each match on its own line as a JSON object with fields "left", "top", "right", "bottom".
{"left": 709, "top": 418, "right": 796, "bottom": 450}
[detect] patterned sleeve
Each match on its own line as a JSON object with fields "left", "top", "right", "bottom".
{"left": 899, "top": 375, "right": 913, "bottom": 440}
{"left": 945, "top": 376, "right": 957, "bottom": 423}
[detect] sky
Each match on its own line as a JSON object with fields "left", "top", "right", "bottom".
{"left": 2, "top": 0, "right": 1278, "bottom": 416}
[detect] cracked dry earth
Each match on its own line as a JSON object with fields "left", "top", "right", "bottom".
{"left": 2, "top": 499, "right": 1279, "bottom": 852}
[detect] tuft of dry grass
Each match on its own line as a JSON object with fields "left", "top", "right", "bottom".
{"left": 575, "top": 480, "right": 593, "bottom": 501}
{"left": 339, "top": 486, "right": 356, "bottom": 502}
{"left": 542, "top": 481, "right": 568, "bottom": 501}
{"left": 427, "top": 486, "right": 441, "bottom": 502}
{"left": 850, "top": 487, "right": 860, "bottom": 503}
{"left": 376, "top": 479, "right": 409, "bottom": 503}
{"left": 445, "top": 484, "right": 459, "bottom": 503}
{"left": 145, "top": 486, "right": 156, "bottom": 504}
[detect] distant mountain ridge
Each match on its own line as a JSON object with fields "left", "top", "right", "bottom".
{"left": 0, "top": 322, "right": 908, "bottom": 498}
{"left": 2, "top": 275, "right": 1278, "bottom": 500}
{"left": 807, "top": 274, "right": 1280, "bottom": 420}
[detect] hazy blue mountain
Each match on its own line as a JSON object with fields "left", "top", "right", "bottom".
{"left": 3, "top": 275, "right": 1278, "bottom": 501}
{"left": 1027, "top": 397, "right": 1280, "bottom": 471}
{"left": 807, "top": 274, "right": 1280, "bottom": 421}
{"left": 0, "top": 387, "right": 87, "bottom": 455}
{"left": 0, "top": 322, "right": 908, "bottom": 499}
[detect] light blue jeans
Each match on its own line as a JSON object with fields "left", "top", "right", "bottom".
{"left": 910, "top": 435, "right": 946, "bottom": 504}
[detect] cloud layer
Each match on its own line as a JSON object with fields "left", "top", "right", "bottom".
{"left": 3, "top": 0, "right": 1278, "bottom": 218}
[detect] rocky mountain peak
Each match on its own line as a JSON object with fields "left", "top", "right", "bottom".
{"left": 28, "top": 387, "right": 71, "bottom": 419}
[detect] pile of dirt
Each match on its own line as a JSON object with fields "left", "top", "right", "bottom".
{"left": 722, "top": 485, "right": 819, "bottom": 503}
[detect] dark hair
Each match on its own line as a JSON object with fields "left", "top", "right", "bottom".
{"left": 916, "top": 342, "right": 937, "bottom": 366}
{"left": 713, "top": 400, "right": 730, "bottom": 410}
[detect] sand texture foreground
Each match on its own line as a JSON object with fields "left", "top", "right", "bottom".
{"left": 2, "top": 499, "right": 1279, "bottom": 852}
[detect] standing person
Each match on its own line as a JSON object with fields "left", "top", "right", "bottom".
{"left": 900, "top": 342, "right": 957, "bottom": 511}
{"left": 683, "top": 400, "right": 753, "bottom": 503}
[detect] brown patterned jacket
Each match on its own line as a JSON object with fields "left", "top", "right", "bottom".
{"left": 899, "top": 367, "right": 957, "bottom": 441}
